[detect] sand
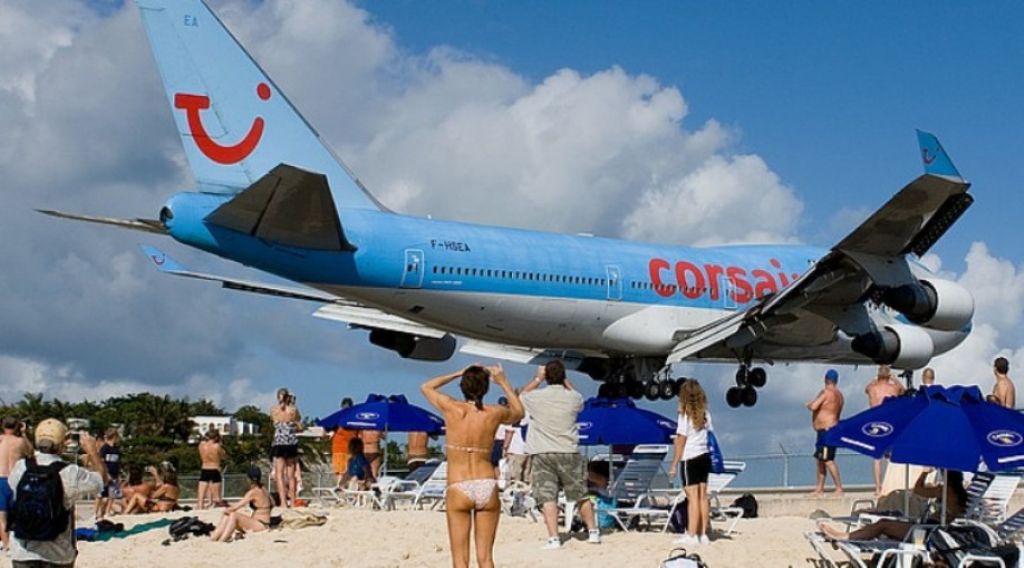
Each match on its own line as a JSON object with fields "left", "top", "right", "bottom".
{"left": 8, "top": 507, "right": 823, "bottom": 568}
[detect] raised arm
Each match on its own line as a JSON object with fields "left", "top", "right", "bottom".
{"left": 912, "top": 471, "right": 942, "bottom": 499}
{"left": 806, "top": 390, "right": 826, "bottom": 411}
{"left": 521, "top": 366, "right": 545, "bottom": 394}
{"left": 489, "top": 364, "right": 524, "bottom": 424}
{"left": 420, "top": 368, "right": 465, "bottom": 413}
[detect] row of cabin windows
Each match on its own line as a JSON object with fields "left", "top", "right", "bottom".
{"left": 629, "top": 280, "right": 708, "bottom": 295}
{"left": 431, "top": 265, "right": 608, "bottom": 287}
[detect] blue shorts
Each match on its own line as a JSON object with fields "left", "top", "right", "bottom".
{"left": 0, "top": 477, "right": 12, "bottom": 512}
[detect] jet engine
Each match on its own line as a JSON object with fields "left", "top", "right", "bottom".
{"left": 881, "top": 278, "right": 974, "bottom": 331}
{"left": 369, "top": 329, "right": 457, "bottom": 361}
{"left": 852, "top": 324, "right": 934, "bottom": 369}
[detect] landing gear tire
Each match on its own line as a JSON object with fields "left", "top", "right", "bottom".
{"left": 735, "top": 365, "right": 749, "bottom": 387}
{"left": 644, "top": 382, "right": 662, "bottom": 401}
{"left": 627, "top": 381, "right": 644, "bottom": 400}
{"left": 741, "top": 386, "right": 758, "bottom": 407}
{"left": 726, "top": 387, "right": 743, "bottom": 408}
{"left": 659, "top": 380, "right": 677, "bottom": 400}
{"left": 749, "top": 367, "right": 768, "bottom": 388}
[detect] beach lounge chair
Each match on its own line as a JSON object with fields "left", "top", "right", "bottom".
{"left": 804, "top": 530, "right": 928, "bottom": 568}
{"left": 378, "top": 460, "right": 445, "bottom": 510}
{"left": 608, "top": 460, "right": 746, "bottom": 535}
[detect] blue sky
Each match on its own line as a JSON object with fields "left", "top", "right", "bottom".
{"left": 3, "top": 1, "right": 1023, "bottom": 470}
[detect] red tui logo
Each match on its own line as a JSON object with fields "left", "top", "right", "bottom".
{"left": 173, "top": 82, "right": 271, "bottom": 164}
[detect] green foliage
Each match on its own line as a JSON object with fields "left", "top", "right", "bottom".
{"left": 0, "top": 393, "right": 276, "bottom": 474}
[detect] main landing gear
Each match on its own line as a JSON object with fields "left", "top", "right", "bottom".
{"left": 726, "top": 364, "right": 768, "bottom": 408}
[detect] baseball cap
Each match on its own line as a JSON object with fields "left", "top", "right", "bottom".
{"left": 35, "top": 418, "right": 68, "bottom": 446}
{"left": 825, "top": 369, "right": 840, "bottom": 382}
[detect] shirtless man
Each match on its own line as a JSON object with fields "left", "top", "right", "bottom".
{"left": 921, "top": 368, "right": 936, "bottom": 387}
{"left": 407, "top": 431, "right": 429, "bottom": 472}
{"left": 807, "top": 369, "right": 845, "bottom": 497}
{"left": 198, "top": 428, "right": 227, "bottom": 509}
{"left": 0, "top": 417, "right": 32, "bottom": 550}
{"left": 361, "top": 429, "right": 385, "bottom": 477}
{"left": 865, "top": 365, "right": 905, "bottom": 494}
{"left": 992, "top": 357, "right": 1016, "bottom": 409}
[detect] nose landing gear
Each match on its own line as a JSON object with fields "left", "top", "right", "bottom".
{"left": 726, "top": 364, "right": 768, "bottom": 408}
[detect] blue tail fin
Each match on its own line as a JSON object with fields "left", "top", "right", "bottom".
{"left": 916, "top": 130, "right": 963, "bottom": 181}
{"left": 135, "top": 0, "right": 382, "bottom": 210}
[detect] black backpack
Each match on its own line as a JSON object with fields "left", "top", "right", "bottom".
{"left": 733, "top": 493, "right": 758, "bottom": 518}
{"left": 668, "top": 498, "right": 689, "bottom": 534}
{"left": 11, "top": 457, "right": 70, "bottom": 541}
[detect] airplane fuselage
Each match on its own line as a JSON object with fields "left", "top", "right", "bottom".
{"left": 162, "top": 191, "right": 968, "bottom": 363}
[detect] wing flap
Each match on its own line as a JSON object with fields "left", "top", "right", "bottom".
{"left": 313, "top": 304, "right": 447, "bottom": 339}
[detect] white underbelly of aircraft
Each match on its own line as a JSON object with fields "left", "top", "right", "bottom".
{"left": 328, "top": 286, "right": 729, "bottom": 355}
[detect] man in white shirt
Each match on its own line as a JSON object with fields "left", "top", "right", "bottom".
{"left": 520, "top": 361, "right": 599, "bottom": 549}
{"left": 8, "top": 419, "right": 107, "bottom": 567}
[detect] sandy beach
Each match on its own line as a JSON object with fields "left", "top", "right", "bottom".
{"left": 5, "top": 507, "right": 821, "bottom": 568}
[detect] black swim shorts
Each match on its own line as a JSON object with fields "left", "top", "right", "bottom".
{"left": 271, "top": 444, "right": 299, "bottom": 459}
{"left": 682, "top": 452, "right": 712, "bottom": 487}
{"left": 199, "top": 468, "right": 223, "bottom": 483}
{"left": 814, "top": 430, "right": 837, "bottom": 462}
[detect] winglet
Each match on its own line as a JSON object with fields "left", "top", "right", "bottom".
{"left": 916, "top": 130, "right": 963, "bottom": 181}
{"left": 140, "top": 245, "right": 187, "bottom": 273}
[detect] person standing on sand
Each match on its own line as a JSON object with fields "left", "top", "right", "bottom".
{"left": 8, "top": 419, "right": 107, "bottom": 567}
{"left": 360, "top": 428, "right": 384, "bottom": 478}
{"left": 407, "top": 430, "right": 429, "bottom": 472}
{"left": 331, "top": 398, "right": 356, "bottom": 483}
{"left": 865, "top": 365, "right": 904, "bottom": 495}
{"left": 198, "top": 428, "right": 227, "bottom": 509}
{"left": 422, "top": 364, "right": 523, "bottom": 568}
{"left": 992, "top": 357, "right": 1016, "bottom": 409}
{"left": 270, "top": 388, "right": 301, "bottom": 507}
{"left": 520, "top": 361, "right": 601, "bottom": 549}
{"left": 807, "top": 369, "right": 845, "bottom": 497}
{"left": 0, "top": 417, "right": 32, "bottom": 551}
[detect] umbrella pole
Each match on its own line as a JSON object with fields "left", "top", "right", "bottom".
{"left": 904, "top": 462, "right": 910, "bottom": 517}
{"left": 941, "top": 468, "right": 947, "bottom": 526}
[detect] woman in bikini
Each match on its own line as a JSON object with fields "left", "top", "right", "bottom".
{"left": 211, "top": 466, "right": 274, "bottom": 542}
{"left": 421, "top": 364, "right": 524, "bottom": 568}
{"left": 124, "top": 463, "right": 180, "bottom": 514}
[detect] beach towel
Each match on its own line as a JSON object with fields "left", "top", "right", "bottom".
{"left": 279, "top": 509, "right": 327, "bottom": 529}
{"left": 76, "top": 519, "right": 175, "bottom": 542}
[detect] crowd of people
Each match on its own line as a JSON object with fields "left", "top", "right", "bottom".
{"left": 806, "top": 357, "right": 1016, "bottom": 497}
{"left": 0, "top": 355, "right": 1015, "bottom": 565}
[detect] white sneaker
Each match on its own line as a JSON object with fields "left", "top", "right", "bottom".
{"left": 542, "top": 537, "right": 561, "bottom": 550}
{"left": 587, "top": 529, "right": 601, "bottom": 544}
{"left": 672, "top": 533, "right": 697, "bottom": 546}
{"left": 698, "top": 535, "right": 711, "bottom": 545}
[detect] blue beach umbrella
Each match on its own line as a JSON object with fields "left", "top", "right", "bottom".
{"left": 317, "top": 394, "right": 444, "bottom": 434}
{"left": 823, "top": 385, "right": 1024, "bottom": 472}
{"left": 576, "top": 397, "right": 677, "bottom": 446}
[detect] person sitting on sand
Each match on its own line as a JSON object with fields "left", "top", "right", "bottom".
{"left": 339, "top": 437, "right": 375, "bottom": 490}
{"left": 198, "top": 428, "right": 227, "bottom": 510}
{"left": 124, "top": 463, "right": 180, "bottom": 514}
{"left": 210, "top": 466, "right": 273, "bottom": 542}
{"left": 422, "top": 364, "right": 524, "bottom": 568}
{"left": 818, "top": 469, "right": 967, "bottom": 542}
{"left": 121, "top": 464, "right": 153, "bottom": 504}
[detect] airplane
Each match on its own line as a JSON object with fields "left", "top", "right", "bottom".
{"left": 41, "top": 0, "right": 976, "bottom": 408}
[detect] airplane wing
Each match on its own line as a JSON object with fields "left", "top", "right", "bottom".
{"left": 667, "top": 131, "right": 972, "bottom": 364}
{"left": 140, "top": 245, "right": 448, "bottom": 338}
{"left": 459, "top": 339, "right": 589, "bottom": 366}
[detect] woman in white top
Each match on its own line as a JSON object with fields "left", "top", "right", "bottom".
{"left": 667, "top": 379, "right": 713, "bottom": 545}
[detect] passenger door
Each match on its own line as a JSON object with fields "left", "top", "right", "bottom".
{"left": 400, "top": 249, "right": 425, "bottom": 289}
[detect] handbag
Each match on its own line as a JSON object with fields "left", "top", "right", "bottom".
{"left": 707, "top": 430, "right": 725, "bottom": 474}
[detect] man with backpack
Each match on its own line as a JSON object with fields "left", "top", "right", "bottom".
{"left": 8, "top": 418, "right": 107, "bottom": 567}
